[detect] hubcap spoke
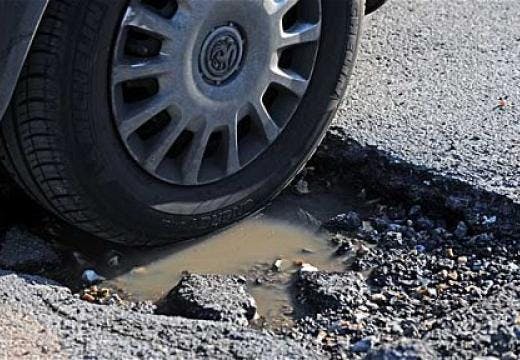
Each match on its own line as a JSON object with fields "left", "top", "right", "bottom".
{"left": 123, "top": 0, "right": 176, "bottom": 39}
{"left": 182, "top": 124, "right": 212, "bottom": 185}
{"left": 279, "top": 22, "right": 321, "bottom": 49}
{"left": 270, "top": 68, "right": 309, "bottom": 97}
{"left": 251, "top": 100, "right": 280, "bottom": 142}
{"left": 142, "top": 115, "right": 192, "bottom": 172}
{"left": 113, "top": 56, "right": 174, "bottom": 84}
{"left": 226, "top": 112, "right": 241, "bottom": 175}
{"left": 265, "top": 0, "right": 299, "bottom": 15}
{"left": 118, "top": 91, "right": 175, "bottom": 139}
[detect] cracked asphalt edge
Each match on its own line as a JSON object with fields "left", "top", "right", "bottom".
{"left": 0, "top": 270, "right": 322, "bottom": 359}
{"left": 315, "top": 126, "right": 520, "bottom": 241}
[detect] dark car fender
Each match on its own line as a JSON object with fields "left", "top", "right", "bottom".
{"left": 0, "top": 0, "right": 48, "bottom": 121}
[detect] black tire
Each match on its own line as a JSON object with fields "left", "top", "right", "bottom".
{"left": 0, "top": 0, "right": 364, "bottom": 246}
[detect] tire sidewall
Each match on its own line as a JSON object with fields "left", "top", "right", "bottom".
{"left": 66, "top": 0, "right": 363, "bottom": 243}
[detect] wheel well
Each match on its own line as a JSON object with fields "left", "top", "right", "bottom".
{"left": 366, "top": 0, "right": 388, "bottom": 15}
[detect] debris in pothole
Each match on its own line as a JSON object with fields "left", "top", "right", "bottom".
{"left": 297, "top": 271, "right": 368, "bottom": 312}
{"left": 323, "top": 211, "right": 362, "bottom": 232}
{"left": 285, "top": 198, "right": 520, "bottom": 359}
{"left": 272, "top": 259, "right": 289, "bottom": 272}
{"left": 299, "top": 263, "right": 319, "bottom": 273}
{"left": 157, "top": 274, "right": 257, "bottom": 326}
{"left": 79, "top": 286, "right": 121, "bottom": 305}
{"left": 106, "top": 251, "right": 122, "bottom": 268}
{"left": 294, "top": 179, "right": 311, "bottom": 195}
{"left": 81, "top": 269, "right": 106, "bottom": 285}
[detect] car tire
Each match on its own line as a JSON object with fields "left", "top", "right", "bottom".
{"left": 0, "top": 0, "right": 364, "bottom": 246}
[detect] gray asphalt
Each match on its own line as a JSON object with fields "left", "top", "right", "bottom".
{"left": 335, "top": 0, "right": 520, "bottom": 203}
{"left": 0, "top": 271, "right": 320, "bottom": 359}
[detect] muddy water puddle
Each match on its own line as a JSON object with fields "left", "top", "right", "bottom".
{"left": 106, "top": 216, "right": 347, "bottom": 323}
{"left": 81, "top": 189, "right": 366, "bottom": 325}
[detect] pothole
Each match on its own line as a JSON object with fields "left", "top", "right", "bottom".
{"left": 72, "top": 185, "right": 367, "bottom": 327}
{"left": 104, "top": 217, "right": 346, "bottom": 325}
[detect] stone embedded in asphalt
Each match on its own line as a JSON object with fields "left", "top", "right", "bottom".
{"left": 415, "top": 217, "right": 435, "bottom": 231}
{"left": 408, "top": 205, "right": 423, "bottom": 219}
{"left": 454, "top": 221, "right": 469, "bottom": 239}
{"left": 352, "top": 336, "right": 376, "bottom": 353}
{"left": 159, "top": 274, "right": 257, "bottom": 326}
{"left": 0, "top": 226, "right": 62, "bottom": 273}
{"left": 323, "top": 211, "right": 362, "bottom": 232}
{"left": 366, "top": 339, "right": 438, "bottom": 359}
{"left": 296, "top": 271, "right": 368, "bottom": 312}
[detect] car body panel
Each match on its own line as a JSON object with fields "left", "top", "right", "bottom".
{"left": 0, "top": 0, "right": 48, "bottom": 121}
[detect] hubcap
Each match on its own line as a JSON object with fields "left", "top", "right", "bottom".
{"left": 111, "top": 0, "right": 321, "bottom": 185}
{"left": 200, "top": 24, "right": 244, "bottom": 85}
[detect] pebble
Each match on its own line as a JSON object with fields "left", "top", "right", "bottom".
{"left": 370, "top": 293, "right": 387, "bottom": 303}
{"left": 352, "top": 337, "right": 376, "bottom": 353}
{"left": 324, "top": 211, "right": 362, "bottom": 232}
{"left": 457, "top": 256, "right": 468, "bottom": 265}
{"left": 294, "top": 179, "right": 311, "bottom": 195}
{"left": 106, "top": 251, "right": 121, "bottom": 268}
{"left": 299, "top": 263, "right": 319, "bottom": 273}
{"left": 272, "top": 259, "right": 286, "bottom": 272}
{"left": 454, "top": 221, "right": 468, "bottom": 239}
{"left": 408, "top": 205, "right": 422, "bottom": 219}
{"left": 81, "top": 293, "right": 96, "bottom": 303}
{"left": 81, "top": 270, "right": 105, "bottom": 285}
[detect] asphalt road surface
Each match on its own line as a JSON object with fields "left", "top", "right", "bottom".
{"left": 336, "top": 0, "right": 520, "bottom": 203}
{"left": 1, "top": 0, "right": 519, "bottom": 359}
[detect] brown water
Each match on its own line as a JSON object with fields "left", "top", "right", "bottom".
{"left": 107, "top": 216, "right": 346, "bottom": 323}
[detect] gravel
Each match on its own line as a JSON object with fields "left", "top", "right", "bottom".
{"left": 288, "top": 202, "right": 520, "bottom": 359}
{"left": 323, "top": 212, "right": 363, "bottom": 232}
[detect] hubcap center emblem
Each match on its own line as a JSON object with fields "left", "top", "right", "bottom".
{"left": 200, "top": 24, "right": 244, "bottom": 86}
